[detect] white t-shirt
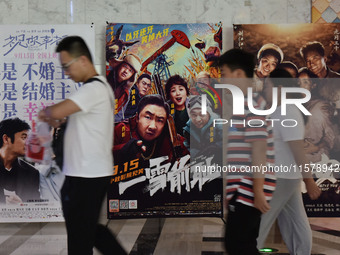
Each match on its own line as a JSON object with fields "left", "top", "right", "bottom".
{"left": 271, "top": 104, "right": 304, "bottom": 179}
{"left": 63, "top": 76, "right": 114, "bottom": 178}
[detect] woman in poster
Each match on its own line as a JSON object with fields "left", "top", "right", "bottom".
{"left": 254, "top": 43, "right": 284, "bottom": 92}
{"left": 165, "top": 75, "right": 190, "bottom": 136}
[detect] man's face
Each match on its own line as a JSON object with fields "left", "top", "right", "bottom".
{"left": 117, "top": 63, "right": 135, "bottom": 83}
{"left": 305, "top": 51, "right": 327, "bottom": 77}
{"left": 257, "top": 55, "right": 278, "bottom": 77}
{"left": 60, "top": 51, "right": 82, "bottom": 82}
{"left": 8, "top": 130, "right": 28, "bottom": 157}
{"left": 169, "top": 84, "right": 187, "bottom": 109}
{"left": 137, "top": 78, "right": 152, "bottom": 97}
{"left": 137, "top": 104, "right": 167, "bottom": 141}
{"left": 190, "top": 108, "right": 210, "bottom": 129}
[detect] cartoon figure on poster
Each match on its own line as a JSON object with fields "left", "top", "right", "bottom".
{"left": 106, "top": 23, "right": 223, "bottom": 218}
{"left": 234, "top": 23, "right": 340, "bottom": 216}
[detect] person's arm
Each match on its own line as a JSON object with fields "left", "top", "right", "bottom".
{"left": 252, "top": 139, "right": 271, "bottom": 213}
{"left": 288, "top": 140, "right": 321, "bottom": 200}
{"left": 38, "top": 99, "right": 81, "bottom": 126}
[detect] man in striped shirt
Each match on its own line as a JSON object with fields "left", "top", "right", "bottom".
{"left": 217, "top": 49, "right": 275, "bottom": 255}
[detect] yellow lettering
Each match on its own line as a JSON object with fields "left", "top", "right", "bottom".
{"left": 163, "top": 28, "right": 169, "bottom": 37}
{"left": 148, "top": 33, "right": 155, "bottom": 42}
{"left": 126, "top": 33, "right": 132, "bottom": 41}
{"left": 140, "top": 28, "right": 147, "bottom": 37}
{"left": 155, "top": 31, "right": 162, "bottom": 40}
{"left": 141, "top": 36, "right": 148, "bottom": 44}
{"left": 147, "top": 25, "right": 154, "bottom": 34}
{"left": 133, "top": 30, "right": 139, "bottom": 39}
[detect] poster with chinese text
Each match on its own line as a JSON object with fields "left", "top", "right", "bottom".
{"left": 0, "top": 24, "right": 95, "bottom": 222}
{"left": 106, "top": 23, "right": 223, "bottom": 218}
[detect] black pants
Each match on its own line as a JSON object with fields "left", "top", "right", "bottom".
{"left": 61, "top": 176, "right": 126, "bottom": 255}
{"left": 225, "top": 200, "right": 261, "bottom": 255}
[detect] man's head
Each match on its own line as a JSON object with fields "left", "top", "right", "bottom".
{"left": 256, "top": 43, "right": 283, "bottom": 78}
{"left": 279, "top": 61, "right": 298, "bottom": 78}
{"left": 116, "top": 54, "right": 141, "bottom": 84}
{"left": 165, "top": 75, "right": 189, "bottom": 110}
{"left": 136, "top": 73, "right": 152, "bottom": 97}
{"left": 300, "top": 41, "right": 327, "bottom": 77}
{"left": 0, "top": 118, "right": 30, "bottom": 156}
{"left": 218, "top": 48, "right": 255, "bottom": 78}
{"left": 188, "top": 96, "right": 212, "bottom": 129}
{"left": 56, "top": 36, "right": 94, "bottom": 82}
{"left": 136, "top": 95, "right": 170, "bottom": 141}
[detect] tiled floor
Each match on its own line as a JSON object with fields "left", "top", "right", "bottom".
{"left": 0, "top": 212, "right": 339, "bottom": 254}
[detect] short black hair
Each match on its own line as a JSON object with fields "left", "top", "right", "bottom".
{"left": 269, "top": 68, "right": 295, "bottom": 88}
{"left": 137, "top": 94, "right": 170, "bottom": 116}
{"left": 300, "top": 41, "right": 325, "bottom": 60}
{"left": 56, "top": 36, "right": 93, "bottom": 63}
{"left": 137, "top": 73, "right": 151, "bottom": 83}
{"left": 165, "top": 75, "right": 189, "bottom": 100}
{"left": 0, "top": 118, "right": 30, "bottom": 148}
{"left": 217, "top": 49, "right": 255, "bottom": 78}
{"left": 279, "top": 61, "right": 298, "bottom": 77}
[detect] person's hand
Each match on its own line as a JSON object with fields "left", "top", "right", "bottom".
{"left": 6, "top": 194, "right": 22, "bottom": 204}
{"left": 254, "top": 191, "right": 270, "bottom": 213}
{"left": 304, "top": 178, "right": 321, "bottom": 200}
{"left": 38, "top": 108, "right": 66, "bottom": 128}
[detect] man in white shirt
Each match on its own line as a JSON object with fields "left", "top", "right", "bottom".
{"left": 39, "top": 36, "right": 126, "bottom": 255}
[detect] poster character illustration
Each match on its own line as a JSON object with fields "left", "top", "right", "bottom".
{"left": 234, "top": 23, "right": 340, "bottom": 216}
{"left": 106, "top": 23, "right": 223, "bottom": 218}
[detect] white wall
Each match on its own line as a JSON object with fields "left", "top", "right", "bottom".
{"left": 0, "top": 0, "right": 311, "bottom": 74}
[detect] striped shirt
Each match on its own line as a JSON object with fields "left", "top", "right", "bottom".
{"left": 226, "top": 93, "right": 276, "bottom": 207}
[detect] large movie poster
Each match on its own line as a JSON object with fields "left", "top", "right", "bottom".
{"left": 0, "top": 25, "right": 95, "bottom": 222}
{"left": 106, "top": 23, "right": 223, "bottom": 218}
{"left": 234, "top": 23, "right": 340, "bottom": 217}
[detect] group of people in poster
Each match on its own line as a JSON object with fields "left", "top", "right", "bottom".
{"left": 254, "top": 40, "right": 340, "bottom": 184}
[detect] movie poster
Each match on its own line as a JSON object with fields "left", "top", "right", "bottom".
{"left": 106, "top": 23, "right": 223, "bottom": 218}
{"left": 234, "top": 23, "right": 340, "bottom": 217}
{"left": 0, "top": 25, "right": 95, "bottom": 222}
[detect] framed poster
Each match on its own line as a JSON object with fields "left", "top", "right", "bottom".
{"left": 106, "top": 23, "right": 223, "bottom": 218}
